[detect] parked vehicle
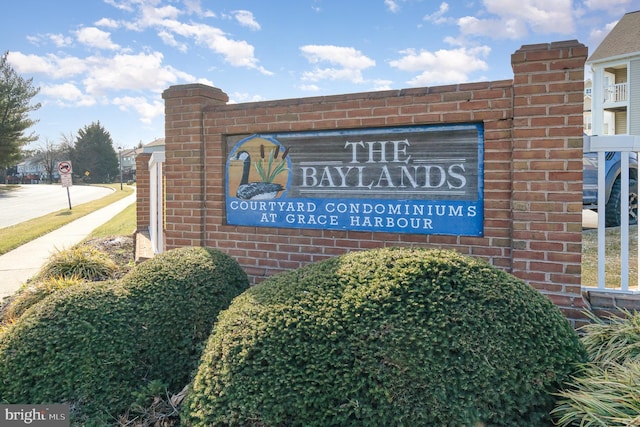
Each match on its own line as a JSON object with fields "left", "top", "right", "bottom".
{"left": 583, "top": 151, "right": 638, "bottom": 227}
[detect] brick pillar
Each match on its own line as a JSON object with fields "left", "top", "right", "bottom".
{"left": 135, "top": 152, "right": 151, "bottom": 232}
{"left": 510, "top": 40, "right": 588, "bottom": 324}
{"left": 162, "top": 84, "right": 229, "bottom": 249}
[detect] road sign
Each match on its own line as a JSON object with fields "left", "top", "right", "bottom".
{"left": 61, "top": 173, "right": 72, "bottom": 188}
{"left": 58, "top": 161, "right": 72, "bottom": 175}
{"left": 58, "top": 162, "right": 73, "bottom": 209}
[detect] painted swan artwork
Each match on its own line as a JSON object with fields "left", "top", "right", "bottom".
{"left": 230, "top": 150, "right": 286, "bottom": 200}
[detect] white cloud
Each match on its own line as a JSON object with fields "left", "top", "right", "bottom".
{"left": 589, "top": 20, "right": 618, "bottom": 48}
{"left": 301, "top": 45, "right": 375, "bottom": 69}
{"left": 183, "top": 0, "right": 216, "bottom": 17}
{"left": 13, "top": 49, "right": 204, "bottom": 100}
{"left": 370, "top": 79, "right": 393, "bottom": 91}
{"left": 122, "top": 4, "right": 270, "bottom": 74}
{"left": 25, "top": 33, "right": 72, "bottom": 48}
{"left": 389, "top": 46, "right": 490, "bottom": 86}
{"left": 48, "top": 34, "right": 73, "bottom": 47}
{"left": 146, "top": 4, "right": 183, "bottom": 22}
{"left": 299, "top": 84, "right": 320, "bottom": 92}
{"left": 95, "top": 18, "right": 120, "bottom": 29}
{"left": 122, "top": 3, "right": 182, "bottom": 31}
{"left": 103, "top": 0, "right": 135, "bottom": 12}
{"left": 157, "top": 30, "right": 189, "bottom": 52}
{"left": 584, "top": 0, "right": 632, "bottom": 14}
{"left": 82, "top": 52, "right": 196, "bottom": 95}
{"left": 302, "top": 67, "right": 368, "bottom": 83}
{"left": 8, "top": 1, "right": 271, "bottom": 129}
{"left": 232, "top": 10, "right": 261, "bottom": 30}
{"left": 424, "top": 2, "right": 450, "bottom": 24}
{"left": 300, "top": 45, "right": 376, "bottom": 84}
{"left": 7, "top": 52, "right": 88, "bottom": 79}
{"left": 458, "top": 15, "right": 528, "bottom": 39}
{"left": 229, "top": 92, "right": 266, "bottom": 103}
{"left": 112, "top": 96, "right": 164, "bottom": 124}
{"left": 40, "top": 83, "right": 96, "bottom": 107}
{"left": 26, "top": 35, "right": 41, "bottom": 45}
{"left": 385, "top": 0, "right": 400, "bottom": 13}
{"left": 75, "top": 27, "right": 121, "bottom": 50}
{"left": 183, "top": 22, "right": 267, "bottom": 71}
{"left": 458, "top": 0, "right": 576, "bottom": 39}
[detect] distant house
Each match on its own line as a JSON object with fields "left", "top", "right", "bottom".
{"left": 14, "top": 158, "right": 46, "bottom": 183}
{"left": 142, "top": 137, "right": 165, "bottom": 154}
{"left": 587, "top": 10, "right": 640, "bottom": 138}
{"left": 118, "top": 147, "right": 142, "bottom": 182}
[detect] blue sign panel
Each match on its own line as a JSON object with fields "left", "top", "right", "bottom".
{"left": 225, "top": 123, "right": 484, "bottom": 236}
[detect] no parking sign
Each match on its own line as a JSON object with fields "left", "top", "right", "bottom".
{"left": 58, "top": 161, "right": 72, "bottom": 175}
{"left": 58, "top": 161, "right": 73, "bottom": 208}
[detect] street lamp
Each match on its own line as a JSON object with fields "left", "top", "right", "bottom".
{"left": 118, "top": 146, "right": 123, "bottom": 190}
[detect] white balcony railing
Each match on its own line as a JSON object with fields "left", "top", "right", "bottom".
{"left": 604, "top": 82, "right": 628, "bottom": 104}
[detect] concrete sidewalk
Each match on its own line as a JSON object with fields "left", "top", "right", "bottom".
{"left": 0, "top": 192, "right": 136, "bottom": 300}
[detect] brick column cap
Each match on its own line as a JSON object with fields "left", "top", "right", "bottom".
{"left": 512, "top": 39, "right": 588, "bottom": 64}
{"left": 162, "top": 83, "right": 229, "bottom": 104}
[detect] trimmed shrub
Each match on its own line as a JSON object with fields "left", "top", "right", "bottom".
{"left": 0, "top": 283, "right": 136, "bottom": 424}
{"left": 182, "top": 247, "right": 585, "bottom": 427}
{"left": 0, "top": 275, "right": 85, "bottom": 324}
{"left": 0, "top": 247, "right": 249, "bottom": 424}
{"left": 121, "top": 246, "right": 250, "bottom": 392}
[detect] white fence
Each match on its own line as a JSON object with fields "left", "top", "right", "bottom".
{"left": 149, "top": 151, "right": 165, "bottom": 254}
{"left": 585, "top": 135, "right": 640, "bottom": 293}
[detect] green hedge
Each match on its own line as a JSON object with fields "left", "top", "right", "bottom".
{"left": 0, "top": 247, "right": 249, "bottom": 424}
{"left": 182, "top": 247, "right": 585, "bottom": 426}
{"left": 0, "top": 276, "right": 85, "bottom": 324}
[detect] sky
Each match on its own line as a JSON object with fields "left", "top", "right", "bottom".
{"left": 3, "top": 0, "right": 640, "bottom": 151}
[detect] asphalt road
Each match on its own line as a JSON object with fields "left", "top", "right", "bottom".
{"left": 0, "top": 184, "right": 113, "bottom": 228}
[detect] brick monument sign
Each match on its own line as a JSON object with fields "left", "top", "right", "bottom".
{"left": 137, "top": 40, "right": 588, "bottom": 325}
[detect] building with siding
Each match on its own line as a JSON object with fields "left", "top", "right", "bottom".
{"left": 587, "top": 10, "right": 640, "bottom": 137}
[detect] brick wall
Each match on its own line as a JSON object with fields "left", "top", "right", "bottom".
{"left": 510, "top": 41, "right": 588, "bottom": 320}
{"left": 135, "top": 152, "right": 151, "bottom": 232}
{"left": 155, "top": 40, "right": 588, "bottom": 324}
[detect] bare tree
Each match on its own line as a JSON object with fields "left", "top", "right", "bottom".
{"left": 59, "top": 131, "right": 75, "bottom": 155}
{"left": 32, "top": 138, "right": 65, "bottom": 183}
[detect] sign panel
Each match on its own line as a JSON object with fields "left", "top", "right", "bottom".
{"left": 61, "top": 173, "right": 73, "bottom": 188}
{"left": 225, "top": 123, "right": 484, "bottom": 236}
{"left": 58, "top": 161, "right": 72, "bottom": 175}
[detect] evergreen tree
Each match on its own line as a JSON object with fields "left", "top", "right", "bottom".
{"left": 0, "top": 51, "right": 41, "bottom": 169}
{"left": 71, "top": 121, "right": 119, "bottom": 183}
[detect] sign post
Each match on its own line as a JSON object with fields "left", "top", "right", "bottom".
{"left": 58, "top": 161, "right": 73, "bottom": 210}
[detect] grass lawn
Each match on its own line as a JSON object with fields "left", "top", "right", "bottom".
{"left": 85, "top": 202, "right": 136, "bottom": 240}
{"left": 582, "top": 225, "right": 638, "bottom": 289}
{"left": 0, "top": 184, "right": 134, "bottom": 256}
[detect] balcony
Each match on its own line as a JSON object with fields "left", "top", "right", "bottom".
{"left": 603, "top": 82, "right": 628, "bottom": 109}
